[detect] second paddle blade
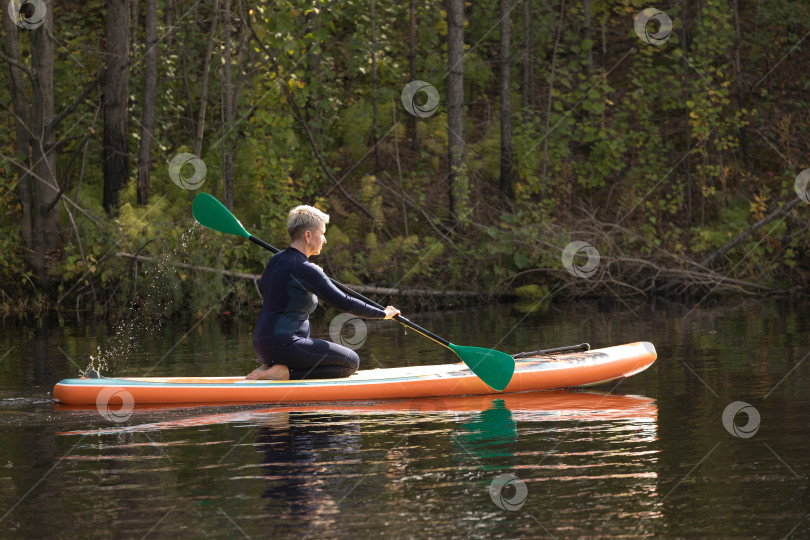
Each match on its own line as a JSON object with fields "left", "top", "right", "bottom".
{"left": 449, "top": 344, "right": 515, "bottom": 391}
{"left": 192, "top": 193, "right": 251, "bottom": 239}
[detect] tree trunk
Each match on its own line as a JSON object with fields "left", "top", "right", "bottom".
{"left": 542, "top": 0, "right": 565, "bottom": 186}
{"left": 103, "top": 0, "right": 131, "bottom": 214}
{"left": 370, "top": 0, "right": 381, "bottom": 170}
{"left": 193, "top": 0, "right": 220, "bottom": 157}
{"left": 407, "top": 0, "right": 418, "bottom": 150}
{"left": 521, "top": 0, "right": 533, "bottom": 110}
{"left": 2, "top": 10, "right": 33, "bottom": 252}
{"left": 30, "top": 0, "right": 61, "bottom": 284}
{"left": 136, "top": 0, "right": 158, "bottom": 205}
{"left": 682, "top": 0, "right": 692, "bottom": 223}
{"left": 130, "top": 0, "right": 139, "bottom": 98}
{"left": 446, "top": 0, "right": 465, "bottom": 219}
{"left": 221, "top": 0, "right": 234, "bottom": 209}
{"left": 303, "top": 4, "right": 323, "bottom": 147}
{"left": 732, "top": 0, "right": 748, "bottom": 163}
{"left": 499, "top": 0, "right": 514, "bottom": 204}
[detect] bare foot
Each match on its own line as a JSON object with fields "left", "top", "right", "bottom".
{"left": 245, "top": 364, "right": 290, "bottom": 380}
{"left": 245, "top": 365, "right": 270, "bottom": 380}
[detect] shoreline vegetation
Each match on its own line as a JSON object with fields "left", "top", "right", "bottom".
{"left": 2, "top": 1, "right": 809, "bottom": 323}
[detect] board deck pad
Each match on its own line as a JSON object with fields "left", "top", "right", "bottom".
{"left": 53, "top": 342, "right": 657, "bottom": 405}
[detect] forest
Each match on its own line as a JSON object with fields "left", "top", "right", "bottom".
{"left": 1, "top": 0, "right": 809, "bottom": 321}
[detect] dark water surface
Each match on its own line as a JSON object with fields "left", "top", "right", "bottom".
{"left": 1, "top": 299, "right": 808, "bottom": 538}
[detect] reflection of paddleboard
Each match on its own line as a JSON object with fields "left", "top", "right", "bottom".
{"left": 52, "top": 342, "right": 657, "bottom": 405}
{"left": 55, "top": 391, "right": 657, "bottom": 436}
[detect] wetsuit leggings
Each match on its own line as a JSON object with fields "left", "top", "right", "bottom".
{"left": 253, "top": 323, "right": 359, "bottom": 380}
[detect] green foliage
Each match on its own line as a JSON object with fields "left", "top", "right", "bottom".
{"left": 514, "top": 284, "right": 551, "bottom": 313}
{"left": 515, "top": 284, "right": 549, "bottom": 301}
{"left": 336, "top": 102, "right": 375, "bottom": 161}
{"left": 3, "top": 0, "right": 810, "bottom": 320}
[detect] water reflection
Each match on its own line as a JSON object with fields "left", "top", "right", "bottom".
{"left": 454, "top": 399, "right": 517, "bottom": 466}
{"left": 253, "top": 412, "right": 361, "bottom": 521}
{"left": 55, "top": 391, "right": 658, "bottom": 527}
{"left": 55, "top": 391, "right": 657, "bottom": 436}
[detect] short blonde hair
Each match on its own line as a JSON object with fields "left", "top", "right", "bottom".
{"left": 287, "top": 205, "right": 330, "bottom": 240}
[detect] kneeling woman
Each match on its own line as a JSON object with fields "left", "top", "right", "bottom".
{"left": 248, "top": 205, "right": 400, "bottom": 380}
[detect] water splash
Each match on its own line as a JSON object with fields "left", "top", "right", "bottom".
{"left": 84, "top": 225, "right": 202, "bottom": 377}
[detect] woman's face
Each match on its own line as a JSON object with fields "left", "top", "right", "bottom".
{"left": 308, "top": 223, "right": 327, "bottom": 256}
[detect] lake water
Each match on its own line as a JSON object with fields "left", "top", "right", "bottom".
{"left": 0, "top": 298, "right": 808, "bottom": 538}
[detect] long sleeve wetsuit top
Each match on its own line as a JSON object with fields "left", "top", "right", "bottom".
{"left": 253, "top": 247, "right": 386, "bottom": 345}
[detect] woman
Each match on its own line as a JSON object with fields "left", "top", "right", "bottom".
{"left": 247, "top": 205, "right": 400, "bottom": 380}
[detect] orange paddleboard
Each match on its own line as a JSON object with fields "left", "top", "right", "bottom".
{"left": 52, "top": 341, "right": 657, "bottom": 405}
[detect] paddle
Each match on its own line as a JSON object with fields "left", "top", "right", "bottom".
{"left": 513, "top": 343, "right": 590, "bottom": 359}
{"left": 192, "top": 192, "right": 515, "bottom": 391}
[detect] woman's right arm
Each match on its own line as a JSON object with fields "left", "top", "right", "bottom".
{"left": 302, "top": 263, "right": 387, "bottom": 319}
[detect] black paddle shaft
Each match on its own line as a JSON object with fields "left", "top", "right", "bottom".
{"left": 512, "top": 343, "right": 590, "bottom": 359}
{"left": 248, "top": 236, "right": 452, "bottom": 347}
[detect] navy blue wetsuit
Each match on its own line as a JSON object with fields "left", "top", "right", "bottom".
{"left": 253, "top": 247, "right": 386, "bottom": 379}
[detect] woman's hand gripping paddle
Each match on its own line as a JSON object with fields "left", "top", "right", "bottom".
{"left": 192, "top": 192, "right": 515, "bottom": 391}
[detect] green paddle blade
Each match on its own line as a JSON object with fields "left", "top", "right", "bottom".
{"left": 192, "top": 193, "right": 251, "bottom": 239}
{"left": 449, "top": 344, "right": 515, "bottom": 391}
